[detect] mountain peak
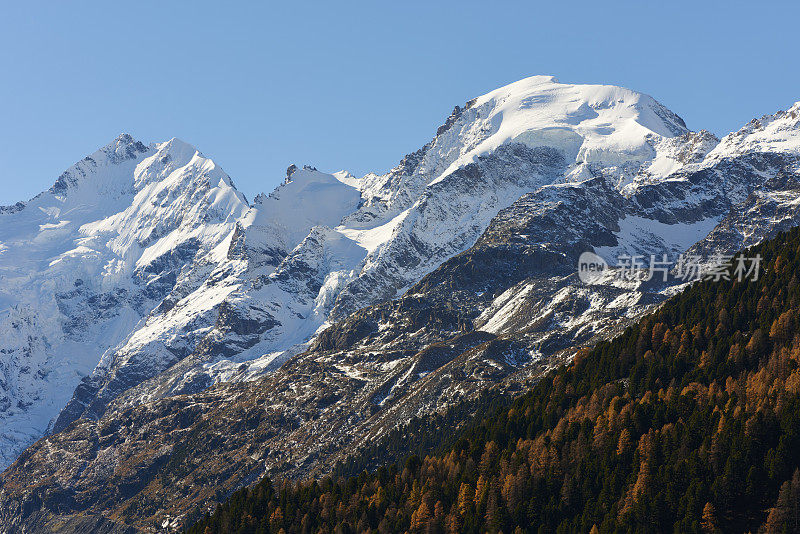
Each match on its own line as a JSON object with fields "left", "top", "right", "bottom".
{"left": 707, "top": 99, "right": 800, "bottom": 161}
{"left": 425, "top": 76, "right": 690, "bottom": 187}
{"left": 100, "top": 132, "right": 150, "bottom": 162}
{"left": 156, "top": 136, "right": 201, "bottom": 156}
{"left": 42, "top": 134, "right": 150, "bottom": 198}
{"left": 114, "top": 132, "right": 135, "bottom": 143}
{"left": 473, "top": 75, "right": 689, "bottom": 139}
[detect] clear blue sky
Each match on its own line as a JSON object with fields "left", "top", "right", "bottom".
{"left": 1, "top": 1, "right": 798, "bottom": 205}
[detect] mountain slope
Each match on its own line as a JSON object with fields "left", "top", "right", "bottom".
{"left": 1, "top": 78, "right": 800, "bottom": 532}
{"left": 188, "top": 226, "right": 800, "bottom": 534}
{"left": 48, "top": 76, "right": 704, "bottom": 435}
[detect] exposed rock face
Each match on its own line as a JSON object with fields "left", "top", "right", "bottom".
{"left": 1, "top": 78, "right": 800, "bottom": 532}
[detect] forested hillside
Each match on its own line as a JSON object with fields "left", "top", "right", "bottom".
{"left": 188, "top": 228, "right": 800, "bottom": 534}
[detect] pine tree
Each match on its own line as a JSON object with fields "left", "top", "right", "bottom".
{"left": 701, "top": 502, "right": 720, "bottom": 534}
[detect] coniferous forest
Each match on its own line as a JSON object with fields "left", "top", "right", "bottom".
{"left": 187, "top": 228, "right": 800, "bottom": 534}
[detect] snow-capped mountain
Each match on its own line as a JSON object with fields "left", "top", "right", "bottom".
{"left": 47, "top": 76, "right": 707, "bottom": 437}
{"left": 0, "top": 135, "right": 249, "bottom": 467}
{"left": 1, "top": 76, "right": 800, "bottom": 532}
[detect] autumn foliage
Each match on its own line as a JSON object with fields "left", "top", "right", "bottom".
{"left": 188, "top": 228, "right": 800, "bottom": 533}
